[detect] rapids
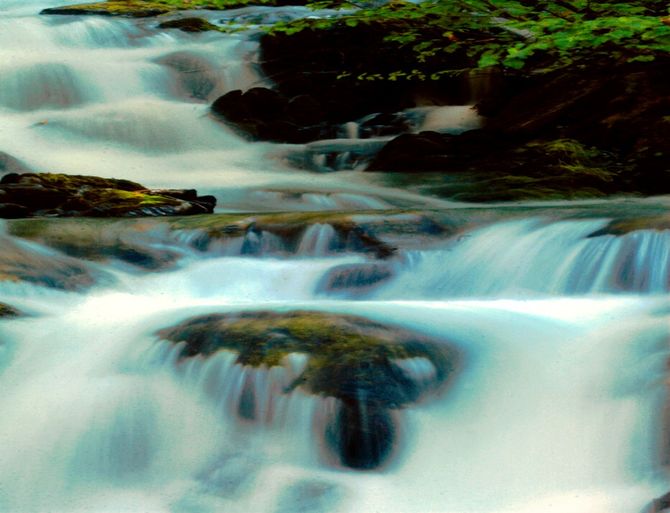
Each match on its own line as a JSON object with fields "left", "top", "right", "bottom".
{"left": 0, "top": 2, "right": 669, "bottom": 513}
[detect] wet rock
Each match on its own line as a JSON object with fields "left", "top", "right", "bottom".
{"left": 157, "top": 310, "right": 460, "bottom": 469}
{"left": 8, "top": 218, "right": 182, "bottom": 271}
{"left": 367, "top": 131, "right": 625, "bottom": 201}
{"left": 317, "top": 263, "right": 393, "bottom": 295}
{"left": 0, "top": 237, "right": 98, "bottom": 291}
{"left": 0, "top": 173, "right": 216, "bottom": 218}
{"left": 367, "top": 131, "right": 455, "bottom": 173}
{"left": 211, "top": 88, "right": 336, "bottom": 144}
{"left": 156, "top": 51, "right": 223, "bottom": 102}
{"left": 274, "top": 480, "right": 342, "bottom": 513}
{"left": 158, "top": 17, "right": 219, "bottom": 33}
{"left": 0, "top": 303, "right": 22, "bottom": 318}
{"left": 0, "top": 203, "right": 29, "bottom": 219}
{"left": 645, "top": 491, "right": 670, "bottom": 513}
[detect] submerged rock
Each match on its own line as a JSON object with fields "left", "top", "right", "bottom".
{"left": 0, "top": 237, "right": 98, "bottom": 291}
{"left": 317, "top": 262, "right": 393, "bottom": 296}
{"left": 157, "top": 310, "right": 460, "bottom": 469}
{"left": 0, "top": 173, "right": 216, "bottom": 218}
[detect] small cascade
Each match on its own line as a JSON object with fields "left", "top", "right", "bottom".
{"left": 0, "top": 62, "right": 92, "bottom": 111}
{"left": 297, "top": 224, "right": 338, "bottom": 256}
{"left": 40, "top": 98, "right": 236, "bottom": 153}
{"left": 375, "top": 218, "right": 670, "bottom": 298}
{"left": 241, "top": 229, "right": 286, "bottom": 256}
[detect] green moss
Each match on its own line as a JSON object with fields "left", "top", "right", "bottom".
{"left": 158, "top": 17, "right": 220, "bottom": 32}
{"left": 20, "top": 173, "right": 143, "bottom": 192}
{"left": 157, "top": 310, "right": 458, "bottom": 406}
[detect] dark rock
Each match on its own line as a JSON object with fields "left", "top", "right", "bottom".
{"left": 156, "top": 51, "right": 222, "bottom": 102}
{"left": 0, "top": 203, "right": 29, "bottom": 219}
{"left": 359, "top": 112, "right": 412, "bottom": 138}
{"left": 211, "top": 88, "right": 337, "bottom": 144}
{"left": 158, "top": 17, "right": 219, "bottom": 33}
{"left": 318, "top": 263, "right": 393, "bottom": 295}
{"left": 645, "top": 491, "right": 670, "bottom": 513}
{"left": 0, "top": 303, "right": 22, "bottom": 318}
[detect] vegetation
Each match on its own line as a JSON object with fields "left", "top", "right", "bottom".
{"left": 267, "top": 0, "right": 670, "bottom": 79}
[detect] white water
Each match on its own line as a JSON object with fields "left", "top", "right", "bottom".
{"left": 1, "top": 2, "right": 670, "bottom": 513}
{"left": 375, "top": 218, "right": 670, "bottom": 299}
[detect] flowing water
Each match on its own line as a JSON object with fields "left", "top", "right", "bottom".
{"left": 1, "top": 2, "right": 670, "bottom": 513}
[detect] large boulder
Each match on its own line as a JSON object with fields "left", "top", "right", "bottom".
{"left": 0, "top": 173, "right": 216, "bottom": 218}
{"left": 157, "top": 310, "right": 460, "bottom": 469}
{"left": 211, "top": 88, "right": 335, "bottom": 144}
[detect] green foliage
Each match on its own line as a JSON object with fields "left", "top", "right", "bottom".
{"left": 267, "top": 0, "right": 670, "bottom": 79}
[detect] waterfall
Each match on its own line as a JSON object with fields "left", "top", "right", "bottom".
{"left": 297, "top": 224, "right": 338, "bottom": 256}
{"left": 1, "top": 1, "right": 670, "bottom": 512}
{"left": 375, "top": 218, "right": 670, "bottom": 299}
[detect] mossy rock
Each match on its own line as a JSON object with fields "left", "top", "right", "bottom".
{"left": 7, "top": 219, "right": 181, "bottom": 270}
{"left": 0, "top": 303, "right": 22, "bottom": 318}
{"left": 368, "top": 132, "right": 628, "bottom": 202}
{"left": 0, "top": 173, "right": 215, "bottom": 218}
{"left": 158, "top": 17, "right": 220, "bottom": 32}
{"left": 157, "top": 310, "right": 458, "bottom": 406}
{"left": 157, "top": 310, "right": 459, "bottom": 469}
{"left": 41, "top": 1, "right": 173, "bottom": 17}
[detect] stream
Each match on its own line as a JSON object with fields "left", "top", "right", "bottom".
{"left": 0, "top": 2, "right": 669, "bottom": 513}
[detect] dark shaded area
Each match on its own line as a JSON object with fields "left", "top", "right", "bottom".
{"left": 367, "top": 59, "right": 670, "bottom": 200}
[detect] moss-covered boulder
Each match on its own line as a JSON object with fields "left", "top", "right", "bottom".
{"left": 157, "top": 310, "right": 459, "bottom": 469}
{"left": 41, "top": 1, "right": 173, "bottom": 17}
{"left": 0, "top": 173, "right": 216, "bottom": 218}
{"left": 367, "top": 131, "right": 626, "bottom": 201}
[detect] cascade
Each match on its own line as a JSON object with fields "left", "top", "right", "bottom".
{"left": 0, "top": 2, "right": 668, "bottom": 513}
{"left": 375, "top": 218, "right": 670, "bottom": 298}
